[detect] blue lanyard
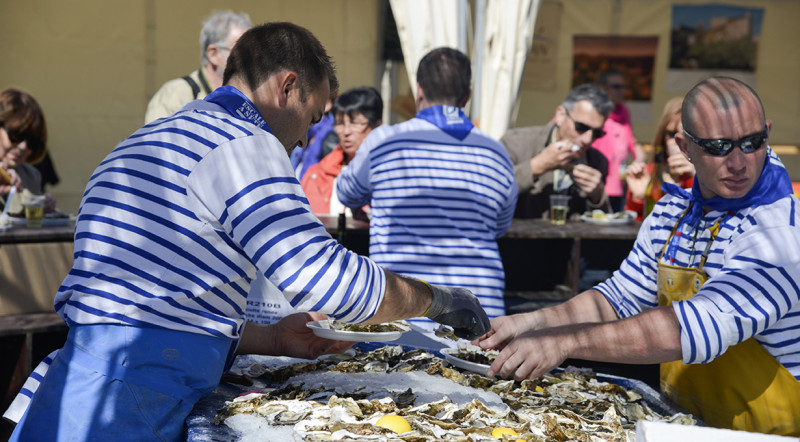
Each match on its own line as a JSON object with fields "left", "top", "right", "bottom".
{"left": 204, "top": 86, "right": 272, "bottom": 133}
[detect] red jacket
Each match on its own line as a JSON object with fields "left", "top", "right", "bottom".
{"left": 300, "top": 145, "right": 345, "bottom": 214}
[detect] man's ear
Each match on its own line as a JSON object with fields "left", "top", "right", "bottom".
{"left": 415, "top": 83, "right": 425, "bottom": 109}
{"left": 277, "top": 71, "right": 299, "bottom": 108}
{"left": 554, "top": 106, "right": 567, "bottom": 126}
{"left": 206, "top": 44, "right": 223, "bottom": 67}
{"left": 675, "top": 124, "right": 690, "bottom": 158}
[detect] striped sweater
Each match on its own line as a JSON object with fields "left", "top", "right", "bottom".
{"left": 596, "top": 149, "right": 800, "bottom": 379}
{"left": 54, "top": 96, "right": 387, "bottom": 339}
{"left": 337, "top": 106, "right": 518, "bottom": 332}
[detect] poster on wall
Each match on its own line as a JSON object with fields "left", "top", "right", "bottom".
{"left": 666, "top": 4, "right": 764, "bottom": 92}
{"left": 522, "top": 0, "right": 562, "bottom": 91}
{"left": 571, "top": 36, "right": 658, "bottom": 124}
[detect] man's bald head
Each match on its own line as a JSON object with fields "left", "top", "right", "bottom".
{"left": 682, "top": 77, "right": 765, "bottom": 135}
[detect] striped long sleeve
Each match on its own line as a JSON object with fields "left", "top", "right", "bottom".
{"left": 55, "top": 102, "right": 387, "bottom": 338}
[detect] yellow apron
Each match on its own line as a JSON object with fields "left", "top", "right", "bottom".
{"left": 658, "top": 209, "right": 800, "bottom": 435}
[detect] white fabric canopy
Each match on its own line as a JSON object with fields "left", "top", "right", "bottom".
{"left": 473, "top": 0, "right": 540, "bottom": 139}
{"left": 389, "top": 0, "right": 540, "bottom": 140}
{"left": 389, "top": 0, "right": 463, "bottom": 101}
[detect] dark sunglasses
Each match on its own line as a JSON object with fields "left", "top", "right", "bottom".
{"left": 564, "top": 109, "right": 606, "bottom": 140}
{"left": 683, "top": 126, "right": 768, "bottom": 156}
{"left": 1, "top": 126, "right": 25, "bottom": 144}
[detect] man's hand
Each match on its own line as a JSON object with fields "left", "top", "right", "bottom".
{"left": 571, "top": 164, "right": 604, "bottom": 203}
{"left": 530, "top": 141, "right": 581, "bottom": 177}
{"left": 424, "top": 284, "right": 490, "bottom": 340}
{"left": 487, "top": 327, "right": 572, "bottom": 380}
{"left": 472, "top": 312, "right": 540, "bottom": 351}
{"left": 237, "top": 312, "right": 355, "bottom": 359}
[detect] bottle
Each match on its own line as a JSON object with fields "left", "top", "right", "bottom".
{"left": 644, "top": 145, "right": 664, "bottom": 218}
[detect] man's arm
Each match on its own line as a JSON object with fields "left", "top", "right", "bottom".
{"left": 475, "top": 289, "right": 620, "bottom": 350}
{"left": 488, "top": 305, "right": 682, "bottom": 380}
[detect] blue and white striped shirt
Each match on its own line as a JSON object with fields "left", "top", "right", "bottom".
{"left": 596, "top": 150, "right": 800, "bottom": 379}
{"left": 54, "top": 96, "right": 387, "bottom": 339}
{"left": 337, "top": 106, "right": 518, "bottom": 332}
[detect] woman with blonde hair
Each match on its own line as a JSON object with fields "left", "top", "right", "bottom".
{"left": 625, "top": 97, "right": 694, "bottom": 218}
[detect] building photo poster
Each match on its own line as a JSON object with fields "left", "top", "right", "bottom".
{"left": 666, "top": 4, "right": 764, "bottom": 92}
{"left": 571, "top": 35, "right": 658, "bottom": 123}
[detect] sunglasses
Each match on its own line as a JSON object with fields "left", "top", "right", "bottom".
{"left": 564, "top": 109, "right": 606, "bottom": 140}
{"left": 1, "top": 126, "right": 25, "bottom": 145}
{"left": 683, "top": 126, "right": 768, "bottom": 156}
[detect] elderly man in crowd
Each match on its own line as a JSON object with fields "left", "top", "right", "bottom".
{"left": 337, "top": 47, "right": 518, "bottom": 345}
{"left": 501, "top": 84, "right": 613, "bottom": 219}
{"left": 144, "top": 10, "right": 252, "bottom": 123}
{"left": 476, "top": 76, "right": 800, "bottom": 435}
{"left": 10, "top": 23, "right": 489, "bottom": 441}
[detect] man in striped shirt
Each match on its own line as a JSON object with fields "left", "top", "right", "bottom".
{"left": 475, "top": 77, "right": 800, "bottom": 434}
{"left": 337, "top": 48, "right": 518, "bottom": 345}
{"left": 10, "top": 23, "right": 490, "bottom": 441}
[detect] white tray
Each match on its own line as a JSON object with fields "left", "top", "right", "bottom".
{"left": 306, "top": 320, "right": 410, "bottom": 342}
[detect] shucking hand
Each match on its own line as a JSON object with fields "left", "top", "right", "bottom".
{"left": 425, "top": 284, "right": 490, "bottom": 340}
{"left": 472, "top": 312, "right": 541, "bottom": 351}
{"left": 486, "top": 327, "right": 572, "bottom": 380}
{"left": 237, "top": 312, "right": 355, "bottom": 359}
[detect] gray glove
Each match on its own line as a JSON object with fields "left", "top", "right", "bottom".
{"left": 424, "top": 284, "right": 490, "bottom": 340}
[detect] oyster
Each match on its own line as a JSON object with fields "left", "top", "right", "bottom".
{"left": 216, "top": 346, "right": 697, "bottom": 440}
{"left": 329, "top": 319, "right": 409, "bottom": 333}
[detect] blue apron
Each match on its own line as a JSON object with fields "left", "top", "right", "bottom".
{"left": 11, "top": 324, "right": 234, "bottom": 441}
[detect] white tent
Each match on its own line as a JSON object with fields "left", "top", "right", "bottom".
{"left": 389, "top": 0, "right": 541, "bottom": 140}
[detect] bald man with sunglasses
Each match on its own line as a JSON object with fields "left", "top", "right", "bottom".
{"left": 501, "top": 84, "right": 614, "bottom": 219}
{"left": 476, "top": 76, "right": 800, "bottom": 435}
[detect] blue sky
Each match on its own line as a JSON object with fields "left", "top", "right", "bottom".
{"left": 672, "top": 4, "right": 764, "bottom": 37}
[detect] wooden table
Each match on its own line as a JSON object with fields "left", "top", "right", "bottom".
{"left": 0, "top": 217, "right": 370, "bottom": 245}
{"left": 500, "top": 218, "right": 642, "bottom": 301}
{"left": 0, "top": 222, "right": 76, "bottom": 245}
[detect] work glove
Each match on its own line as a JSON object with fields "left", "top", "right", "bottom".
{"left": 423, "top": 283, "right": 490, "bottom": 340}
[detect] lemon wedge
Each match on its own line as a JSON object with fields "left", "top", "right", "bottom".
{"left": 376, "top": 415, "right": 412, "bottom": 433}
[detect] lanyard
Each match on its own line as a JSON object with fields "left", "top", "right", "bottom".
{"left": 661, "top": 203, "right": 729, "bottom": 268}
{"left": 204, "top": 86, "right": 272, "bottom": 133}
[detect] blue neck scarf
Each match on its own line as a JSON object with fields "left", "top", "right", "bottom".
{"left": 662, "top": 147, "right": 793, "bottom": 227}
{"left": 204, "top": 86, "right": 272, "bottom": 133}
{"left": 416, "top": 105, "right": 474, "bottom": 141}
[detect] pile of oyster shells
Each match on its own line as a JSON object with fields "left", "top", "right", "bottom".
{"left": 215, "top": 345, "right": 695, "bottom": 440}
